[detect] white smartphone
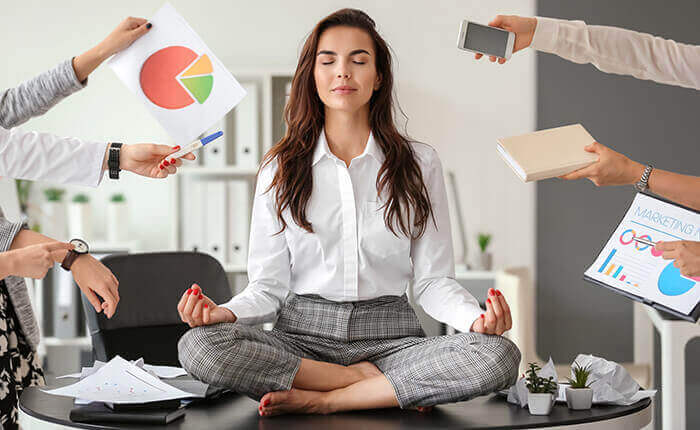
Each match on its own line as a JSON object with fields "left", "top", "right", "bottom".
{"left": 457, "top": 20, "right": 515, "bottom": 60}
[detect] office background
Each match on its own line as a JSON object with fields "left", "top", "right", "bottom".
{"left": 1, "top": 0, "right": 698, "bottom": 427}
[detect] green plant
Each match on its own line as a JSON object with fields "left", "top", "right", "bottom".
{"left": 110, "top": 193, "right": 126, "bottom": 203}
{"left": 525, "top": 362, "right": 557, "bottom": 394}
{"left": 477, "top": 233, "right": 492, "bottom": 253}
{"left": 72, "top": 194, "right": 89, "bottom": 203}
{"left": 15, "top": 179, "right": 32, "bottom": 213}
{"left": 43, "top": 188, "right": 65, "bottom": 202}
{"left": 566, "top": 361, "right": 593, "bottom": 389}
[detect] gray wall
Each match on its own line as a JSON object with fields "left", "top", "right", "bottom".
{"left": 535, "top": 0, "right": 699, "bottom": 425}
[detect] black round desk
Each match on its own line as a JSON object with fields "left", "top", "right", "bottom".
{"left": 19, "top": 387, "right": 651, "bottom": 430}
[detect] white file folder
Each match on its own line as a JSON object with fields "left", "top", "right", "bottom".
{"left": 234, "top": 82, "right": 259, "bottom": 168}
{"left": 182, "top": 179, "right": 206, "bottom": 253}
{"left": 204, "top": 181, "right": 227, "bottom": 263}
{"left": 227, "top": 180, "right": 251, "bottom": 266}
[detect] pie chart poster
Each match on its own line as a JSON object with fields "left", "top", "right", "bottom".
{"left": 108, "top": 3, "right": 246, "bottom": 145}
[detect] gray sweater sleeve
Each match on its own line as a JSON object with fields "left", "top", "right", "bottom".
{"left": 0, "top": 59, "right": 87, "bottom": 129}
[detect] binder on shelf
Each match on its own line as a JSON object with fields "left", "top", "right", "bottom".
{"left": 182, "top": 179, "right": 206, "bottom": 253}
{"left": 201, "top": 118, "right": 228, "bottom": 167}
{"left": 233, "top": 82, "right": 260, "bottom": 168}
{"left": 204, "top": 181, "right": 227, "bottom": 263}
{"left": 51, "top": 267, "right": 82, "bottom": 338}
{"left": 227, "top": 180, "right": 250, "bottom": 266}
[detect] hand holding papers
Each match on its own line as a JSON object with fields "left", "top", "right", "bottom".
{"left": 109, "top": 3, "right": 246, "bottom": 145}
{"left": 584, "top": 193, "right": 700, "bottom": 321}
{"left": 46, "top": 356, "right": 194, "bottom": 404}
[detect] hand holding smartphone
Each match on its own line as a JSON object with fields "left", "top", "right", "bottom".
{"left": 457, "top": 20, "right": 515, "bottom": 60}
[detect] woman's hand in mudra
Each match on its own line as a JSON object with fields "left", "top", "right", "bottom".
{"left": 470, "top": 288, "right": 513, "bottom": 336}
{"left": 177, "top": 283, "right": 236, "bottom": 327}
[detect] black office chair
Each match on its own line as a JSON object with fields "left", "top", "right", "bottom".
{"left": 81, "top": 252, "right": 233, "bottom": 366}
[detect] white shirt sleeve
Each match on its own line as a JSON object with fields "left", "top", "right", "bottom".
{"left": 408, "top": 146, "right": 483, "bottom": 333}
{"left": 219, "top": 162, "right": 291, "bottom": 324}
{"left": 0, "top": 126, "right": 107, "bottom": 187}
{"left": 531, "top": 16, "right": 700, "bottom": 91}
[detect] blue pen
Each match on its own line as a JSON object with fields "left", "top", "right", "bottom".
{"left": 168, "top": 131, "right": 223, "bottom": 160}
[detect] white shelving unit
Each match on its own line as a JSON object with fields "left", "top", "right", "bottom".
{"left": 172, "top": 67, "right": 295, "bottom": 290}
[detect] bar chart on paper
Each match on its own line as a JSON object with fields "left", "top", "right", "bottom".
{"left": 585, "top": 193, "right": 700, "bottom": 316}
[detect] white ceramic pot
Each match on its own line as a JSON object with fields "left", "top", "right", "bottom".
{"left": 565, "top": 387, "right": 593, "bottom": 410}
{"left": 68, "top": 203, "right": 91, "bottom": 240}
{"left": 479, "top": 252, "right": 493, "bottom": 270}
{"left": 527, "top": 392, "right": 555, "bottom": 415}
{"left": 42, "top": 201, "right": 67, "bottom": 241}
{"left": 107, "top": 202, "right": 128, "bottom": 243}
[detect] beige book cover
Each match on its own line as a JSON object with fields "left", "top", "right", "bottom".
{"left": 496, "top": 124, "right": 599, "bottom": 182}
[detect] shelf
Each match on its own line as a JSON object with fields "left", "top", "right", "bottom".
{"left": 42, "top": 336, "right": 91, "bottom": 348}
{"left": 179, "top": 166, "right": 259, "bottom": 177}
{"left": 223, "top": 263, "right": 247, "bottom": 273}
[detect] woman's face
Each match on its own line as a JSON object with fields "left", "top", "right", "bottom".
{"left": 314, "top": 26, "right": 380, "bottom": 114}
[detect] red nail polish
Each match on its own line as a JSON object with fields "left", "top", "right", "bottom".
{"left": 186, "top": 289, "right": 192, "bottom": 295}
{"left": 259, "top": 406, "right": 262, "bottom": 411}
{"left": 198, "top": 294, "right": 203, "bottom": 300}
{"left": 170, "top": 158, "right": 176, "bottom": 164}
{"left": 172, "top": 145, "right": 180, "bottom": 150}
{"left": 496, "top": 290, "right": 502, "bottom": 296}
{"left": 192, "top": 290, "right": 198, "bottom": 296}
{"left": 487, "top": 298, "right": 491, "bottom": 304}
{"left": 204, "top": 304, "right": 208, "bottom": 308}
{"left": 264, "top": 399, "right": 270, "bottom": 406}
{"left": 480, "top": 314, "right": 485, "bottom": 318}
{"left": 163, "top": 160, "right": 170, "bottom": 166}
{"left": 159, "top": 165, "right": 164, "bottom": 170}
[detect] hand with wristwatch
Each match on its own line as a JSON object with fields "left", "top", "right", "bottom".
{"left": 59, "top": 238, "right": 120, "bottom": 318}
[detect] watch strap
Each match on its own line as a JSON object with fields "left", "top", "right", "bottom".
{"left": 635, "top": 164, "right": 653, "bottom": 192}
{"left": 61, "top": 250, "right": 79, "bottom": 271}
{"left": 108, "top": 143, "right": 123, "bottom": 180}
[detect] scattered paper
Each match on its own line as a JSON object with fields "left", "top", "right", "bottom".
{"left": 508, "top": 357, "right": 558, "bottom": 407}
{"left": 572, "top": 354, "right": 656, "bottom": 406}
{"left": 57, "top": 358, "right": 187, "bottom": 380}
{"left": 45, "top": 356, "right": 195, "bottom": 404}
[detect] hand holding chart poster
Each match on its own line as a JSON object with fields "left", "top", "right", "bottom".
{"left": 584, "top": 192, "right": 700, "bottom": 321}
{"left": 109, "top": 3, "right": 246, "bottom": 145}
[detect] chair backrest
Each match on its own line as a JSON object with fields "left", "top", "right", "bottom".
{"left": 81, "top": 252, "right": 232, "bottom": 366}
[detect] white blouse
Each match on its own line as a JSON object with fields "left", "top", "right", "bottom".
{"left": 221, "top": 130, "right": 483, "bottom": 333}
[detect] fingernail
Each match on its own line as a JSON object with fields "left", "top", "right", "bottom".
{"left": 204, "top": 304, "right": 208, "bottom": 308}
{"left": 187, "top": 289, "right": 192, "bottom": 295}
{"left": 489, "top": 289, "right": 495, "bottom": 296}
{"left": 192, "top": 290, "right": 198, "bottom": 296}
{"left": 163, "top": 160, "right": 170, "bottom": 166}
{"left": 496, "top": 290, "right": 502, "bottom": 296}
{"left": 480, "top": 314, "right": 485, "bottom": 319}
{"left": 487, "top": 298, "right": 491, "bottom": 304}
{"left": 146, "top": 22, "right": 152, "bottom": 29}
{"left": 259, "top": 406, "right": 262, "bottom": 411}
{"left": 172, "top": 145, "right": 180, "bottom": 150}
{"left": 170, "top": 158, "right": 176, "bottom": 164}
{"left": 264, "top": 399, "right": 270, "bottom": 406}
{"left": 159, "top": 165, "right": 164, "bottom": 170}
{"left": 198, "top": 294, "right": 203, "bottom": 300}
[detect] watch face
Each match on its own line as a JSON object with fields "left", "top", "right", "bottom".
{"left": 70, "top": 239, "right": 89, "bottom": 254}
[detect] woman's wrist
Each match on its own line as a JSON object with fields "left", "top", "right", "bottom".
{"left": 0, "top": 252, "right": 17, "bottom": 278}
{"left": 625, "top": 159, "right": 647, "bottom": 186}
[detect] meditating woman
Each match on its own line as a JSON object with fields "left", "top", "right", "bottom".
{"left": 177, "top": 8, "right": 520, "bottom": 416}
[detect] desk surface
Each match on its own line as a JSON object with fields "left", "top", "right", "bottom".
{"left": 20, "top": 386, "right": 651, "bottom": 430}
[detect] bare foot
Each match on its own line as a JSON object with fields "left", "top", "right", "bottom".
{"left": 348, "top": 361, "right": 382, "bottom": 380}
{"left": 258, "top": 388, "right": 330, "bottom": 416}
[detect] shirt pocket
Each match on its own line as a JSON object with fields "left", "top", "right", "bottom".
{"left": 360, "top": 201, "right": 411, "bottom": 260}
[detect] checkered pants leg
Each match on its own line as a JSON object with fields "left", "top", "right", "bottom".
{"left": 177, "top": 322, "right": 307, "bottom": 399}
{"left": 373, "top": 333, "right": 521, "bottom": 408}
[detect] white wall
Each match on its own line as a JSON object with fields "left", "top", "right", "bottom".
{"left": 2, "top": 0, "right": 536, "bottom": 272}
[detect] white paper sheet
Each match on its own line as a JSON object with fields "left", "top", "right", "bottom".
{"left": 45, "top": 356, "right": 195, "bottom": 404}
{"left": 57, "top": 359, "right": 187, "bottom": 380}
{"left": 584, "top": 193, "right": 700, "bottom": 315}
{"left": 108, "top": 2, "right": 246, "bottom": 145}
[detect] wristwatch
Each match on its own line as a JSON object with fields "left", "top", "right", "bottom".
{"left": 61, "top": 239, "right": 90, "bottom": 271}
{"left": 108, "top": 142, "right": 123, "bottom": 180}
{"left": 634, "top": 164, "right": 653, "bottom": 192}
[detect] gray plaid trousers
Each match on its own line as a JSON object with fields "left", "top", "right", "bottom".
{"left": 178, "top": 294, "right": 520, "bottom": 408}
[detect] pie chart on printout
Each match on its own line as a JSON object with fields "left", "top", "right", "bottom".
{"left": 140, "top": 46, "right": 214, "bottom": 109}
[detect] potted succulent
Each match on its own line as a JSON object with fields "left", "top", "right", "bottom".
{"left": 68, "top": 193, "right": 91, "bottom": 240}
{"left": 565, "top": 361, "right": 594, "bottom": 410}
{"left": 525, "top": 362, "right": 557, "bottom": 415}
{"left": 107, "top": 193, "right": 128, "bottom": 242}
{"left": 477, "top": 233, "right": 492, "bottom": 270}
{"left": 42, "top": 188, "right": 67, "bottom": 240}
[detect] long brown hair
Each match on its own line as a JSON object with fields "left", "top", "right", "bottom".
{"left": 262, "top": 8, "right": 434, "bottom": 238}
